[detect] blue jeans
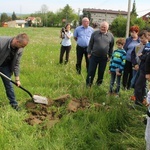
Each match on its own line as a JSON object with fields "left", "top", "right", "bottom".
{"left": 109, "top": 72, "right": 121, "bottom": 94}
{"left": 0, "top": 66, "right": 18, "bottom": 105}
{"left": 86, "top": 55, "right": 107, "bottom": 86}
{"left": 130, "top": 70, "right": 139, "bottom": 88}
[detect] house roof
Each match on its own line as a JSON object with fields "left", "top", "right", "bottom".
{"left": 15, "top": 20, "right": 26, "bottom": 23}
{"left": 83, "top": 8, "right": 128, "bottom": 15}
{"left": 6, "top": 20, "right": 26, "bottom": 24}
{"left": 141, "top": 12, "right": 150, "bottom": 21}
{"left": 26, "top": 17, "right": 35, "bottom": 21}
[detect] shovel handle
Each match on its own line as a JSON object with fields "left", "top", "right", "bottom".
{"left": 0, "top": 72, "right": 33, "bottom": 99}
{"left": 11, "top": 80, "right": 33, "bottom": 99}
{"left": 0, "top": 72, "right": 11, "bottom": 81}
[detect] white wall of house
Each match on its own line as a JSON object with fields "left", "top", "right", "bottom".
{"left": 6, "top": 20, "right": 26, "bottom": 28}
{"left": 91, "top": 12, "right": 127, "bottom": 24}
{"left": 83, "top": 9, "right": 128, "bottom": 25}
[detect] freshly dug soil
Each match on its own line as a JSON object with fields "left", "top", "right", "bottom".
{"left": 25, "top": 94, "right": 102, "bottom": 128}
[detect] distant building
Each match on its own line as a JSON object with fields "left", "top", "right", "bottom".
{"left": 83, "top": 8, "right": 128, "bottom": 25}
{"left": 26, "top": 17, "right": 41, "bottom": 26}
{"left": 6, "top": 20, "right": 27, "bottom": 28}
{"left": 2, "top": 22, "right": 8, "bottom": 27}
{"left": 141, "top": 12, "right": 150, "bottom": 22}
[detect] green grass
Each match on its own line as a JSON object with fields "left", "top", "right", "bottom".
{"left": 0, "top": 27, "right": 147, "bottom": 150}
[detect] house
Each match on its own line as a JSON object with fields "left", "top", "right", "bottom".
{"left": 26, "top": 17, "right": 41, "bottom": 26}
{"left": 2, "top": 22, "right": 8, "bottom": 27}
{"left": 141, "top": 12, "right": 150, "bottom": 22}
{"left": 83, "top": 8, "right": 128, "bottom": 25}
{"left": 6, "top": 20, "right": 27, "bottom": 28}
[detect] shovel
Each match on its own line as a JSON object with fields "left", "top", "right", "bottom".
{"left": 0, "top": 72, "right": 48, "bottom": 105}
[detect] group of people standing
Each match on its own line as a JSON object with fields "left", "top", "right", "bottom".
{"left": 58, "top": 17, "right": 150, "bottom": 149}
{"left": 59, "top": 17, "right": 122, "bottom": 96}
{"left": 59, "top": 17, "right": 114, "bottom": 87}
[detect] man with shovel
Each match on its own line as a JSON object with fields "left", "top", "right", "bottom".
{"left": 0, "top": 33, "right": 29, "bottom": 110}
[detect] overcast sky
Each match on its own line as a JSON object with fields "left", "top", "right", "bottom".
{"left": 0, "top": 0, "right": 149, "bottom": 17}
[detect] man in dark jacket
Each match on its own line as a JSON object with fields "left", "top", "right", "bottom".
{"left": 145, "top": 28, "right": 150, "bottom": 80}
{"left": 146, "top": 52, "right": 150, "bottom": 81}
{"left": 134, "top": 42, "right": 150, "bottom": 105}
{"left": 0, "top": 33, "right": 29, "bottom": 110}
{"left": 86, "top": 21, "right": 114, "bottom": 86}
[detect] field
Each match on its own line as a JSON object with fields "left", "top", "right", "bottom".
{"left": 0, "top": 27, "right": 147, "bottom": 150}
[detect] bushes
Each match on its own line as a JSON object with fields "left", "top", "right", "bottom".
{"left": 110, "top": 16, "right": 127, "bottom": 37}
{"left": 110, "top": 16, "right": 146, "bottom": 37}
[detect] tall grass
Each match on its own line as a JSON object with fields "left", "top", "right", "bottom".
{"left": 0, "top": 27, "right": 147, "bottom": 150}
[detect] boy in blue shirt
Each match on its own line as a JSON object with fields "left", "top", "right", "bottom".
{"left": 109, "top": 38, "right": 126, "bottom": 96}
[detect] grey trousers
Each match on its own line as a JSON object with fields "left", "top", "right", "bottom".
{"left": 145, "top": 117, "right": 150, "bottom": 150}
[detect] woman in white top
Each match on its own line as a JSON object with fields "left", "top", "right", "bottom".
{"left": 59, "top": 23, "right": 72, "bottom": 64}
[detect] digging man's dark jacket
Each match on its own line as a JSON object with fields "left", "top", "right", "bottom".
{"left": 0, "top": 36, "right": 23, "bottom": 76}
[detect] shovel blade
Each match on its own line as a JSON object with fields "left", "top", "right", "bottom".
{"left": 33, "top": 95, "right": 48, "bottom": 105}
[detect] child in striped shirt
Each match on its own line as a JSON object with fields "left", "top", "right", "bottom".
{"left": 109, "top": 38, "right": 126, "bottom": 96}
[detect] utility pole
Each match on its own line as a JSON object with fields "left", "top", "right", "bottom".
{"left": 66, "top": 13, "right": 67, "bottom": 23}
{"left": 78, "top": 8, "right": 81, "bottom": 25}
{"left": 126, "top": 0, "right": 131, "bottom": 38}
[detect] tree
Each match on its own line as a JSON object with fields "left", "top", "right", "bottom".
{"left": 79, "top": 10, "right": 93, "bottom": 25}
{"left": 111, "top": 15, "right": 146, "bottom": 37}
{"left": 1, "top": 13, "right": 9, "bottom": 23}
{"left": 46, "top": 11, "right": 56, "bottom": 27}
{"left": 57, "top": 4, "right": 78, "bottom": 26}
{"left": 28, "top": 4, "right": 78, "bottom": 27}
{"left": 129, "top": 0, "right": 146, "bottom": 30}
{"left": 12, "top": 11, "right": 17, "bottom": 20}
{"left": 130, "top": 0, "right": 138, "bottom": 19}
{"left": 130, "top": 17, "right": 146, "bottom": 30}
{"left": 54, "top": 11, "right": 63, "bottom": 26}
{"left": 41, "top": 4, "right": 49, "bottom": 26}
{"left": 111, "top": 16, "right": 127, "bottom": 37}
{"left": 82, "top": 11, "right": 91, "bottom": 19}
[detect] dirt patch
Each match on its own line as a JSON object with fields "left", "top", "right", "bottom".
{"left": 25, "top": 94, "right": 102, "bottom": 128}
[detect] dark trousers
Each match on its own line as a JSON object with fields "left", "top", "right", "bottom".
{"left": 76, "top": 45, "right": 89, "bottom": 74}
{"left": 86, "top": 55, "right": 107, "bottom": 86}
{"left": 59, "top": 45, "right": 71, "bottom": 64}
{"left": 134, "top": 70, "right": 146, "bottom": 103}
{"left": 0, "top": 66, "right": 17, "bottom": 105}
{"left": 109, "top": 72, "right": 121, "bottom": 94}
{"left": 122, "top": 60, "right": 133, "bottom": 89}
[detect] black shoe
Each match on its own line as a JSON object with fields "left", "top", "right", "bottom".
{"left": 77, "top": 70, "right": 81, "bottom": 74}
{"left": 143, "top": 117, "right": 147, "bottom": 125}
{"left": 11, "top": 104, "right": 21, "bottom": 111}
{"left": 122, "top": 87, "right": 127, "bottom": 90}
{"left": 64, "top": 60, "right": 68, "bottom": 64}
{"left": 127, "top": 87, "right": 131, "bottom": 90}
{"left": 86, "top": 83, "right": 92, "bottom": 88}
{"left": 97, "top": 83, "right": 101, "bottom": 86}
{"left": 96, "top": 80, "right": 102, "bottom": 86}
